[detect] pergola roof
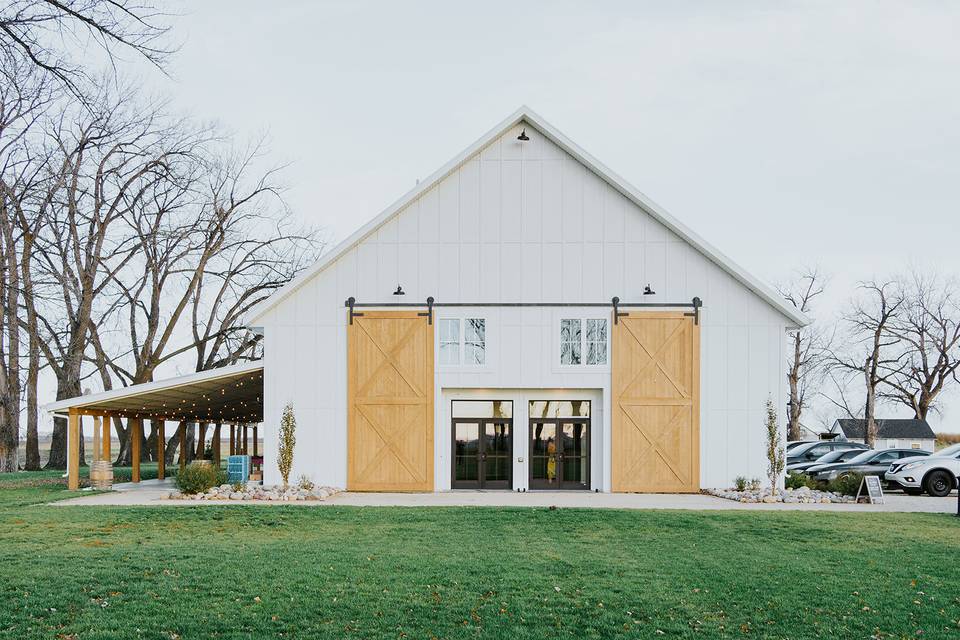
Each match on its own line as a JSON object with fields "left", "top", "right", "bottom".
{"left": 44, "top": 361, "right": 263, "bottom": 424}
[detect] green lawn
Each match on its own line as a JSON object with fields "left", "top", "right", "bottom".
{"left": 1, "top": 473, "right": 958, "bottom": 639}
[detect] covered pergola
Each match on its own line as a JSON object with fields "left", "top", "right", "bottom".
{"left": 44, "top": 361, "right": 264, "bottom": 490}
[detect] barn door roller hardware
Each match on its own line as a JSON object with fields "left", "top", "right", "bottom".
{"left": 345, "top": 296, "right": 363, "bottom": 324}
{"left": 682, "top": 297, "right": 703, "bottom": 325}
{"left": 417, "top": 296, "right": 435, "bottom": 325}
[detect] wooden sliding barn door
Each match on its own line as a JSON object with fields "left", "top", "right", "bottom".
{"left": 612, "top": 312, "right": 700, "bottom": 493}
{"left": 348, "top": 311, "right": 434, "bottom": 491}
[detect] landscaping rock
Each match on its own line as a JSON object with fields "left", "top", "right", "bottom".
{"left": 706, "top": 486, "right": 851, "bottom": 506}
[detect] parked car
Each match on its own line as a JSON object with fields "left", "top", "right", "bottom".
{"left": 787, "top": 440, "right": 814, "bottom": 452}
{"left": 884, "top": 442, "right": 960, "bottom": 497}
{"left": 787, "top": 447, "right": 867, "bottom": 474}
{"left": 787, "top": 440, "right": 869, "bottom": 465}
{"left": 810, "top": 448, "right": 931, "bottom": 482}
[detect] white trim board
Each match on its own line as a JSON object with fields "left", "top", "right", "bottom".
{"left": 244, "top": 106, "right": 809, "bottom": 328}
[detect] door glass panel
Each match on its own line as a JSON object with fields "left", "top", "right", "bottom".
{"left": 528, "top": 400, "right": 591, "bottom": 419}
{"left": 561, "top": 423, "right": 588, "bottom": 487}
{"left": 452, "top": 400, "right": 512, "bottom": 418}
{"left": 530, "top": 422, "right": 558, "bottom": 486}
{"left": 484, "top": 423, "right": 510, "bottom": 454}
{"left": 484, "top": 456, "right": 510, "bottom": 482}
{"left": 561, "top": 423, "right": 587, "bottom": 456}
{"left": 454, "top": 423, "right": 479, "bottom": 482}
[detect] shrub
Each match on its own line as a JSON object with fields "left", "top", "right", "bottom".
{"left": 734, "top": 476, "right": 748, "bottom": 491}
{"left": 828, "top": 472, "right": 865, "bottom": 496}
{"left": 278, "top": 403, "right": 297, "bottom": 487}
{"left": 747, "top": 478, "right": 762, "bottom": 491}
{"left": 175, "top": 462, "right": 228, "bottom": 495}
{"left": 297, "top": 474, "right": 315, "bottom": 491}
{"left": 785, "top": 472, "right": 819, "bottom": 490}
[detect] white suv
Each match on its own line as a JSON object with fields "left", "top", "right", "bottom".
{"left": 884, "top": 443, "right": 960, "bottom": 497}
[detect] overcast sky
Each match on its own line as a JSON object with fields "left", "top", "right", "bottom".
{"left": 105, "top": 1, "right": 960, "bottom": 433}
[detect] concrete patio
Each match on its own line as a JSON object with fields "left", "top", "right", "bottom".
{"left": 50, "top": 481, "right": 959, "bottom": 513}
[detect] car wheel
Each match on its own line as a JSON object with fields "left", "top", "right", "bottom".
{"left": 923, "top": 470, "right": 954, "bottom": 498}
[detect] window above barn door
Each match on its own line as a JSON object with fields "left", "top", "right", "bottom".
{"left": 438, "top": 318, "right": 486, "bottom": 366}
{"left": 559, "top": 317, "right": 608, "bottom": 366}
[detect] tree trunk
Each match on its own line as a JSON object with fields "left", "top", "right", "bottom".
{"left": 46, "top": 377, "right": 87, "bottom": 468}
{"left": 24, "top": 333, "right": 41, "bottom": 470}
{"left": 863, "top": 367, "right": 877, "bottom": 448}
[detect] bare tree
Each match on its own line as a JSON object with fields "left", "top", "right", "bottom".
{"left": 31, "top": 88, "right": 178, "bottom": 468}
{"left": 0, "top": 0, "right": 174, "bottom": 98}
{"left": 878, "top": 272, "right": 960, "bottom": 420}
{"left": 827, "top": 280, "right": 905, "bottom": 447}
{"left": 778, "top": 268, "right": 831, "bottom": 441}
{"left": 0, "top": 55, "right": 55, "bottom": 470}
{"left": 94, "top": 138, "right": 316, "bottom": 463}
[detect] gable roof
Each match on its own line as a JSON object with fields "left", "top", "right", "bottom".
{"left": 245, "top": 106, "right": 810, "bottom": 328}
{"left": 832, "top": 419, "right": 936, "bottom": 440}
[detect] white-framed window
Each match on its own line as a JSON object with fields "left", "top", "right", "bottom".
{"left": 438, "top": 318, "right": 486, "bottom": 366}
{"left": 559, "top": 317, "right": 608, "bottom": 366}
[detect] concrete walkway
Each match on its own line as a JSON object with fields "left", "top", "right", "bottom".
{"left": 51, "top": 482, "right": 959, "bottom": 513}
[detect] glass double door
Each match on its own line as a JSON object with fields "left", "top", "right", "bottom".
{"left": 452, "top": 420, "right": 512, "bottom": 489}
{"left": 529, "top": 419, "right": 590, "bottom": 490}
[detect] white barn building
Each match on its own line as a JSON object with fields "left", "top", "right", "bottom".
{"left": 248, "top": 107, "right": 808, "bottom": 492}
{"left": 48, "top": 106, "right": 808, "bottom": 493}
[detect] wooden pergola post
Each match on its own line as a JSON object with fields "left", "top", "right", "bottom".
{"left": 213, "top": 422, "right": 222, "bottom": 466}
{"left": 157, "top": 420, "right": 165, "bottom": 480}
{"left": 131, "top": 417, "right": 141, "bottom": 483}
{"left": 92, "top": 415, "right": 101, "bottom": 464}
{"left": 67, "top": 409, "right": 80, "bottom": 490}
{"left": 102, "top": 415, "right": 111, "bottom": 462}
{"left": 179, "top": 421, "right": 187, "bottom": 473}
{"left": 253, "top": 425, "right": 258, "bottom": 457}
{"left": 229, "top": 424, "right": 235, "bottom": 456}
{"left": 242, "top": 424, "right": 248, "bottom": 455}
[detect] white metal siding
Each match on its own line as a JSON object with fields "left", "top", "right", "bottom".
{"left": 260, "top": 122, "right": 789, "bottom": 490}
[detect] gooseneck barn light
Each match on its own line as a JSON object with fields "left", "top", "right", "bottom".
{"left": 643, "top": 284, "right": 656, "bottom": 295}
{"left": 393, "top": 285, "right": 405, "bottom": 296}
{"left": 517, "top": 128, "right": 530, "bottom": 141}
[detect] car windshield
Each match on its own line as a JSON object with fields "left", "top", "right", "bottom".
{"left": 933, "top": 443, "right": 960, "bottom": 457}
{"left": 845, "top": 450, "right": 879, "bottom": 464}
{"left": 788, "top": 442, "right": 819, "bottom": 457}
{"left": 815, "top": 449, "right": 852, "bottom": 463}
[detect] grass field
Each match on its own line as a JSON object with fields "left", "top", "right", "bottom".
{"left": 1, "top": 473, "right": 959, "bottom": 639}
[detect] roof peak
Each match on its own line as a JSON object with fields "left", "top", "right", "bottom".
{"left": 245, "top": 106, "right": 809, "bottom": 327}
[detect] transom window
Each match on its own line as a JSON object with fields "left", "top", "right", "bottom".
{"left": 439, "top": 318, "right": 486, "bottom": 366}
{"left": 560, "top": 318, "right": 607, "bottom": 366}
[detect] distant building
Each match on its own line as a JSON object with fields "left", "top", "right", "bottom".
{"left": 829, "top": 419, "right": 936, "bottom": 452}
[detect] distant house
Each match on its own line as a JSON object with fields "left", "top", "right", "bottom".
{"left": 829, "top": 419, "right": 936, "bottom": 452}
{"left": 796, "top": 423, "right": 822, "bottom": 441}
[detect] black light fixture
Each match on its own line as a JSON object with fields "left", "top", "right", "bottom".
{"left": 393, "top": 284, "right": 405, "bottom": 296}
{"left": 643, "top": 284, "right": 656, "bottom": 295}
{"left": 517, "top": 128, "right": 529, "bottom": 141}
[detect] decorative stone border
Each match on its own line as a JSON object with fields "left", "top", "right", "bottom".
{"left": 706, "top": 485, "right": 856, "bottom": 504}
{"left": 167, "top": 483, "right": 341, "bottom": 502}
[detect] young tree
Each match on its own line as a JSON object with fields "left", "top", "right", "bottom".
{"left": 765, "top": 397, "right": 784, "bottom": 492}
{"left": 827, "top": 281, "right": 905, "bottom": 447}
{"left": 778, "top": 268, "right": 831, "bottom": 441}
{"left": 879, "top": 272, "right": 960, "bottom": 420}
{"left": 277, "top": 404, "right": 296, "bottom": 487}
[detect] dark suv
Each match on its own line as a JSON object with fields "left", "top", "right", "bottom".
{"left": 787, "top": 440, "right": 869, "bottom": 465}
{"left": 810, "top": 449, "right": 931, "bottom": 482}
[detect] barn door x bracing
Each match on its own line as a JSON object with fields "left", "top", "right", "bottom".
{"left": 348, "top": 311, "right": 434, "bottom": 491}
{"left": 612, "top": 313, "right": 700, "bottom": 493}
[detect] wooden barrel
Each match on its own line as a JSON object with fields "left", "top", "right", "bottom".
{"left": 90, "top": 461, "right": 114, "bottom": 489}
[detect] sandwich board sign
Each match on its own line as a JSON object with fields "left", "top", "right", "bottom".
{"left": 855, "top": 475, "right": 884, "bottom": 504}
